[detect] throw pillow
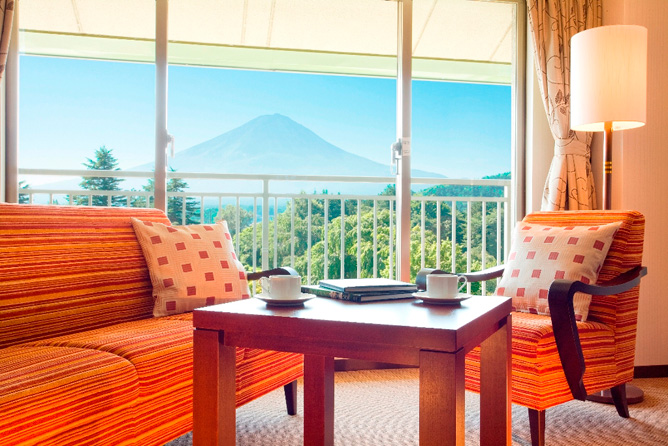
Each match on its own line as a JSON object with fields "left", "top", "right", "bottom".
{"left": 131, "top": 218, "right": 250, "bottom": 317}
{"left": 495, "top": 221, "right": 622, "bottom": 321}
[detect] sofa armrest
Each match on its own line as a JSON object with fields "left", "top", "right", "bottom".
{"left": 416, "top": 266, "right": 505, "bottom": 291}
{"left": 247, "top": 267, "right": 299, "bottom": 282}
{"left": 548, "top": 265, "right": 648, "bottom": 401}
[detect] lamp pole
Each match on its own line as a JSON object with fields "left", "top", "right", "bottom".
{"left": 603, "top": 121, "right": 613, "bottom": 210}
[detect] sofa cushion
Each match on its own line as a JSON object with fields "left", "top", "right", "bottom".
{"left": 24, "top": 315, "right": 303, "bottom": 445}
{"left": 496, "top": 221, "right": 621, "bottom": 321}
{"left": 0, "top": 203, "right": 170, "bottom": 349}
{"left": 0, "top": 346, "right": 140, "bottom": 446}
{"left": 464, "top": 312, "right": 616, "bottom": 411}
{"left": 131, "top": 219, "right": 250, "bottom": 317}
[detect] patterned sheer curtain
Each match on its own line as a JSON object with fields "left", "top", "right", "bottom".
{"left": 528, "top": 0, "right": 601, "bottom": 210}
{"left": 0, "top": 1, "right": 14, "bottom": 82}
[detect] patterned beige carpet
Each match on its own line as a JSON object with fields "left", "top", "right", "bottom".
{"left": 168, "top": 369, "right": 668, "bottom": 445}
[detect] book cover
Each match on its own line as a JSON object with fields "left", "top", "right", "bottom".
{"left": 302, "top": 285, "right": 416, "bottom": 303}
{"left": 318, "top": 278, "right": 417, "bottom": 293}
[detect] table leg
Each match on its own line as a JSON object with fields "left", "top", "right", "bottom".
{"left": 419, "top": 349, "right": 466, "bottom": 446}
{"left": 193, "top": 328, "right": 237, "bottom": 446}
{"left": 303, "top": 355, "right": 335, "bottom": 446}
{"left": 479, "top": 314, "right": 512, "bottom": 446}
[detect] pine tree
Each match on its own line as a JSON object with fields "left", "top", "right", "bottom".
{"left": 76, "top": 146, "right": 125, "bottom": 206}
{"left": 138, "top": 169, "right": 199, "bottom": 224}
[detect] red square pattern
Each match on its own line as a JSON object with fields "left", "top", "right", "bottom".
{"left": 157, "top": 256, "right": 169, "bottom": 266}
{"left": 496, "top": 287, "right": 506, "bottom": 296}
{"left": 224, "top": 283, "right": 233, "bottom": 292}
{"left": 199, "top": 251, "right": 209, "bottom": 259}
{"left": 497, "top": 221, "right": 622, "bottom": 322}
{"left": 167, "top": 227, "right": 178, "bottom": 233}
{"left": 580, "top": 276, "right": 590, "bottom": 284}
{"left": 224, "top": 232, "right": 232, "bottom": 240}
{"left": 143, "top": 221, "right": 154, "bottom": 226}
{"left": 151, "top": 235, "right": 162, "bottom": 244}
{"left": 231, "top": 252, "right": 237, "bottom": 260}
{"left": 220, "top": 260, "right": 229, "bottom": 269}
{"left": 163, "top": 278, "right": 175, "bottom": 288}
{"left": 166, "top": 301, "right": 176, "bottom": 311}
{"left": 204, "top": 226, "right": 213, "bottom": 231}
{"left": 238, "top": 271, "right": 245, "bottom": 280}
{"left": 213, "top": 240, "right": 222, "bottom": 248}
{"left": 205, "top": 296, "right": 216, "bottom": 306}
{"left": 191, "top": 233, "right": 201, "bottom": 240}
{"left": 187, "top": 286, "right": 197, "bottom": 296}
{"left": 175, "top": 242, "right": 186, "bottom": 251}
{"left": 204, "top": 272, "right": 214, "bottom": 281}
{"left": 182, "top": 263, "right": 193, "bottom": 273}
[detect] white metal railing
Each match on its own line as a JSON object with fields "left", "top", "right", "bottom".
{"left": 18, "top": 168, "right": 511, "bottom": 292}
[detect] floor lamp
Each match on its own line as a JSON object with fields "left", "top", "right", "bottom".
{"left": 570, "top": 25, "right": 647, "bottom": 403}
{"left": 570, "top": 25, "right": 647, "bottom": 210}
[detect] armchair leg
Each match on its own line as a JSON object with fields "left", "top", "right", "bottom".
{"left": 528, "top": 408, "right": 545, "bottom": 446}
{"left": 284, "top": 380, "right": 298, "bottom": 415}
{"left": 610, "top": 383, "right": 630, "bottom": 418}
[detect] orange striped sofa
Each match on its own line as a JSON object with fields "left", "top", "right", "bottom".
{"left": 0, "top": 203, "right": 304, "bottom": 446}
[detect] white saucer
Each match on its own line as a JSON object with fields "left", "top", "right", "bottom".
{"left": 254, "top": 293, "right": 315, "bottom": 306}
{"left": 412, "top": 292, "right": 472, "bottom": 305}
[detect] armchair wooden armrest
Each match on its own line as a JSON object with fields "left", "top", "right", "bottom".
{"left": 247, "top": 267, "right": 299, "bottom": 282}
{"left": 416, "top": 265, "right": 505, "bottom": 291}
{"left": 548, "top": 265, "right": 648, "bottom": 401}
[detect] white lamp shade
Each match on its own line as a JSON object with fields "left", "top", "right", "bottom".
{"left": 570, "top": 25, "right": 647, "bottom": 132}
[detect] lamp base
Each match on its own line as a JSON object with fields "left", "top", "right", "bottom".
{"left": 587, "top": 383, "right": 644, "bottom": 404}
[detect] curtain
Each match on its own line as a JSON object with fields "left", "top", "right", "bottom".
{"left": 0, "top": 1, "right": 15, "bottom": 82}
{"left": 528, "top": 0, "right": 601, "bottom": 210}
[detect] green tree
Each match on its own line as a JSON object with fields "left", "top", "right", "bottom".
{"left": 75, "top": 146, "right": 125, "bottom": 206}
{"left": 18, "top": 181, "right": 30, "bottom": 204}
{"left": 136, "top": 170, "right": 199, "bottom": 224}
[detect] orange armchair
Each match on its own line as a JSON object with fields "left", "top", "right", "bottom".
{"left": 418, "top": 210, "right": 646, "bottom": 446}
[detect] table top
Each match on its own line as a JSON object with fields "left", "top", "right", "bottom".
{"left": 194, "top": 295, "right": 511, "bottom": 358}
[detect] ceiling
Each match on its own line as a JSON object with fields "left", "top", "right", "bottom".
{"left": 18, "top": 0, "right": 515, "bottom": 83}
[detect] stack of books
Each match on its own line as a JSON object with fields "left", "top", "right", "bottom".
{"left": 302, "top": 278, "right": 417, "bottom": 303}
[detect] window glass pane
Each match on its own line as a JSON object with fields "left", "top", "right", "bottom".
{"left": 18, "top": 0, "right": 156, "bottom": 203}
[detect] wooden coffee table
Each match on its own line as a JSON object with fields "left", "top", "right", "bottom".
{"left": 193, "top": 295, "right": 512, "bottom": 446}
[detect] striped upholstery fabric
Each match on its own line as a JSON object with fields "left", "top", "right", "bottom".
{"left": 466, "top": 211, "right": 644, "bottom": 411}
{"left": 0, "top": 346, "right": 140, "bottom": 446}
{"left": 24, "top": 315, "right": 303, "bottom": 445}
{"left": 0, "top": 203, "right": 170, "bottom": 349}
{"left": 0, "top": 204, "right": 305, "bottom": 445}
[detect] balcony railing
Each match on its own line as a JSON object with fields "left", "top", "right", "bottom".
{"left": 18, "top": 168, "right": 511, "bottom": 294}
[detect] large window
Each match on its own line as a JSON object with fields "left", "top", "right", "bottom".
{"left": 13, "top": 0, "right": 521, "bottom": 284}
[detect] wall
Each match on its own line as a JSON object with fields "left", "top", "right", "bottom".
{"left": 604, "top": 0, "right": 668, "bottom": 367}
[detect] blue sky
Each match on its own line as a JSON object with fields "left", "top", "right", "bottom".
{"left": 19, "top": 56, "right": 511, "bottom": 180}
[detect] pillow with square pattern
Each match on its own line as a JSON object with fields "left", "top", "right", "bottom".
{"left": 131, "top": 218, "right": 250, "bottom": 317}
{"left": 495, "top": 221, "right": 622, "bottom": 321}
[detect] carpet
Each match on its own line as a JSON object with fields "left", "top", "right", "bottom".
{"left": 167, "top": 369, "right": 668, "bottom": 445}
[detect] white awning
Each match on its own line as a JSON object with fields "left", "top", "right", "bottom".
{"left": 19, "top": 0, "right": 514, "bottom": 84}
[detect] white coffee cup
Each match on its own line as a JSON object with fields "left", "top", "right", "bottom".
{"left": 426, "top": 273, "right": 466, "bottom": 298}
{"left": 259, "top": 275, "right": 301, "bottom": 299}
